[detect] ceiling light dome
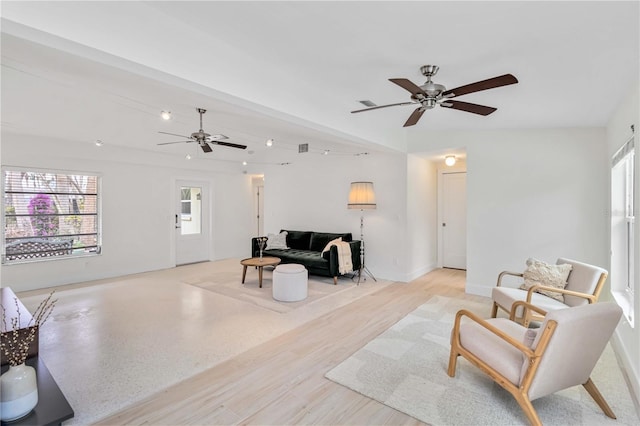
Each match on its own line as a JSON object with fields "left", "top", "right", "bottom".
{"left": 445, "top": 155, "right": 456, "bottom": 166}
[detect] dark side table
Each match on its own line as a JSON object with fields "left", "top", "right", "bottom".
{"left": 1, "top": 356, "right": 74, "bottom": 426}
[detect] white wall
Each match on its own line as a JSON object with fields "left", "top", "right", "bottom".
{"left": 607, "top": 81, "right": 640, "bottom": 407}
{"left": 1, "top": 132, "right": 254, "bottom": 292}
{"left": 407, "top": 128, "right": 609, "bottom": 296}
{"left": 406, "top": 154, "right": 438, "bottom": 279}
{"left": 263, "top": 150, "right": 418, "bottom": 282}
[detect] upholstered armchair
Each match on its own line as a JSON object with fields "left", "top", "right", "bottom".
{"left": 491, "top": 258, "right": 608, "bottom": 327}
{"left": 448, "top": 301, "right": 622, "bottom": 426}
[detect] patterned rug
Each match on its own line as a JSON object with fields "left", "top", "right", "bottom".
{"left": 326, "top": 295, "right": 639, "bottom": 425}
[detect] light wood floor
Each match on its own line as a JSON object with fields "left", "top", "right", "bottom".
{"left": 98, "top": 268, "right": 487, "bottom": 425}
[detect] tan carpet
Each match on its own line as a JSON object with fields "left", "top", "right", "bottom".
{"left": 326, "top": 295, "right": 639, "bottom": 425}
{"left": 187, "top": 264, "right": 365, "bottom": 314}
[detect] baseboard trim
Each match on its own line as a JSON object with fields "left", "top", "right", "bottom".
{"left": 611, "top": 329, "right": 640, "bottom": 418}
{"left": 465, "top": 281, "right": 492, "bottom": 297}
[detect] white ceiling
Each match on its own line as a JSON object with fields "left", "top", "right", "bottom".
{"left": 1, "top": 1, "right": 638, "bottom": 167}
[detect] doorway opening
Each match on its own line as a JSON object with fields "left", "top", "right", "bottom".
{"left": 175, "top": 180, "right": 210, "bottom": 265}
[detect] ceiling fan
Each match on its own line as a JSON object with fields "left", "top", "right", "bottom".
{"left": 158, "top": 108, "right": 247, "bottom": 153}
{"left": 351, "top": 65, "right": 518, "bottom": 127}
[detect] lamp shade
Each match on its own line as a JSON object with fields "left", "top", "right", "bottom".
{"left": 348, "top": 181, "right": 377, "bottom": 209}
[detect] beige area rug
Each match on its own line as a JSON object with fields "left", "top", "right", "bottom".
{"left": 326, "top": 295, "right": 639, "bottom": 426}
{"left": 184, "top": 259, "right": 381, "bottom": 314}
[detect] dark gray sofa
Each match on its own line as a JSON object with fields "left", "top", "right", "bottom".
{"left": 251, "top": 230, "right": 361, "bottom": 284}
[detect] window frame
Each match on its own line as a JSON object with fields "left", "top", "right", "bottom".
{"left": 2, "top": 166, "right": 102, "bottom": 265}
{"left": 611, "top": 135, "right": 635, "bottom": 326}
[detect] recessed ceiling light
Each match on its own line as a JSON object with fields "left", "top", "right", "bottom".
{"left": 185, "top": 154, "right": 191, "bottom": 160}
{"left": 323, "top": 150, "right": 329, "bottom": 155}
{"left": 242, "top": 161, "right": 248, "bottom": 166}
{"left": 265, "top": 138, "right": 274, "bottom": 147}
{"left": 160, "top": 111, "right": 172, "bottom": 120}
{"left": 95, "top": 140, "right": 103, "bottom": 147}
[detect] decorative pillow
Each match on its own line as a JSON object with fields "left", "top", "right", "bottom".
{"left": 519, "top": 258, "right": 572, "bottom": 302}
{"left": 321, "top": 237, "right": 342, "bottom": 255}
{"left": 523, "top": 329, "right": 537, "bottom": 348}
{"left": 266, "top": 231, "right": 289, "bottom": 250}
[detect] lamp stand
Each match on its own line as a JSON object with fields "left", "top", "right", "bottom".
{"left": 357, "top": 210, "right": 377, "bottom": 284}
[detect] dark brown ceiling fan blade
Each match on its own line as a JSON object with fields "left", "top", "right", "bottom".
{"left": 442, "top": 74, "right": 518, "bottom": 98}
{"left": 214, "top": 141, "right": 247, "bottom": 150}
{"left": 157, "top": 140, "right": 194, "bottom": 146}
{"left": 440, "top": 100, "right": 497, "bottom": 116}
{"left": 389, "top": 78, "right": 426, "bottom": 97}
{"left": 351, "top": 101, "right": 416, "bottom": 113}
{"left": 200, "top": 142, "right": 213, "bottom": 153}
{"left": 158, "top": 131, "right": 192, "bottom": 138}
{"left": 403, "top": 107, "right": 425, "bottom": 127}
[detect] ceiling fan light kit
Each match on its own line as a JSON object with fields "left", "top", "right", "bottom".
{"left": 157, "top": 108, "right": 247, "bottom": 153}
{"left": 352, "top": 65, "right": 518, "bottom": 127}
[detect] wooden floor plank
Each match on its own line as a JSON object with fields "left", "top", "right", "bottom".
{"left": 97, "top": 268, "right": 479, "bottom": 425}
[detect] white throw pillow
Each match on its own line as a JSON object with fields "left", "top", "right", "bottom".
{"left": 519, "top": 258, "right": 572, "bottom": 302}
{"left": 266, "top": 231, "right": 288, "bottom": 250}
{"left": 321, "top": 237, "right": 342, "bottom": 255}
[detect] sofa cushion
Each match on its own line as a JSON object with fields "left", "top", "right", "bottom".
{"left": 264, "top": 248, "right": 328, "bottom": 269}
{"left": 283, "top": 230, "right": 312, "bottom": 250}
{"left": 309, "top": 232, "right": 351, "bottom": 252}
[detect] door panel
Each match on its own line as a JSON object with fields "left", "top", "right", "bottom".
{"left": 176, "top": 181, "right": 210, "bottom": 265}
{"left": 442, "top": 172, "right": 467, "bottom": 269}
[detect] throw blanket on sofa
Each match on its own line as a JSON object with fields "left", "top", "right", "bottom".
{"left": 334, "top": 241, "right": 353, "bottom": 274}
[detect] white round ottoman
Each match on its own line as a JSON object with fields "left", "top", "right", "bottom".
{"left": 272, "top": 264, "right": 308, "bottom": 302}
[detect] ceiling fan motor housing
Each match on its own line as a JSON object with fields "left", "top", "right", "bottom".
{"left": 420, "top": 82, "right": 446, "bottom": 97}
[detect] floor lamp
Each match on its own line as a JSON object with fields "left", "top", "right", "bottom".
{"left": 348, "top": 181, "right": 377, "bottom": 283}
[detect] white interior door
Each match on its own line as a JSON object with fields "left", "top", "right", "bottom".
{"left": 442, "top": 172, "right": 467, "bottom": 269}
{"left": 175, "top": 180, "right": 210, "bottom": 265}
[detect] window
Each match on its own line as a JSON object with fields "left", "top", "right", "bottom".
{"left": 181, "top": 188, "right": 192, "bottom": 216}
{"left": 180, "top": 186, "right": 201, "bottom": 235}
{"left": 611, "top": 135, "right": 635, "bottom": 326}
{"left": 2, "top": 168, "right": 101, "bottom": 263}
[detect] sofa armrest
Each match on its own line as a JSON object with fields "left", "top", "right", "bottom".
{"left": 327, "top": 240, "right": 361, "bottom": 276}
{"left": 250, "top": 236, "right": 268, "bottom": 258}
{"left": 349, "top": 240, "right": 361, "bottom": 270}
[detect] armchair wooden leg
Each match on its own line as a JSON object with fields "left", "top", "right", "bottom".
{"left": 447, "top": 348, "right": 459, "bottom": 377}
{"left": 583, "top": 378, "right": 616, "bottom": 419}
{"left": 448, "top": 328, "right": 460, "bottom": 377}
{"left": 333, "top": 276, "right": 338, "bottom": 285}
{"left": 513, "top": 392, "right": 542, "bottom": 426}
{"left": 490, "top": 302, "right": 499, "bottom": 318}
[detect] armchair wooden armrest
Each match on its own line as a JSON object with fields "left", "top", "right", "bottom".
{"left": 509, "top": 301, "right": 547, "bottom": 322}
{"left": 451, "top": 309, "right": 535, "bottom": 358}
{"left": 526, "top": 285, "right": 597, "bottom": 303}
{"left": 496, "top": 271, "right": 524, "bottom": 287}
